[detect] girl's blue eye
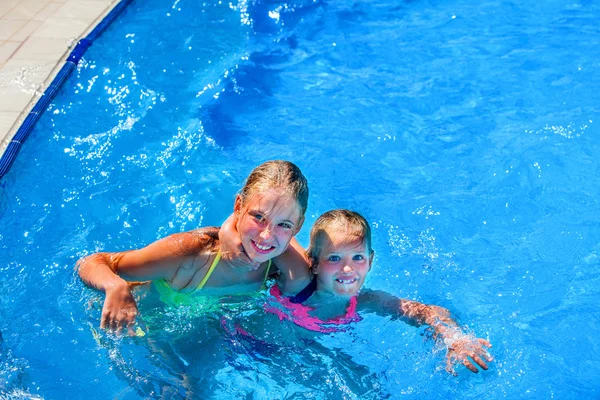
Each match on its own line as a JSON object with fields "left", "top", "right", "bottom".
{"left": 253, "top": 214, "right": 264, "bottom": 221}
{"left": 279, "top": 222, "right": 293, "bottom": 229}
{"left": 328, "top": 255, "right": 340, "bottom": 262}
{"left": 353, "top": 254, "right": 364, "bottom": 261}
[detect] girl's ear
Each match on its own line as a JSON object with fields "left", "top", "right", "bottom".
{"left": 294, "top": 216, "right": 305, "bottom": 235}
{"left": 368, "top": 251, "right": 375, "bottom": 271}
{"left": 234, "top": 195, "right": 243, "bottom": 216}
{"left": 311, "top": 260, "right": 319, "bottom": 275}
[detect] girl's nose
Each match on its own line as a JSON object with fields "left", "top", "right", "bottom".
{"left": 342, "top": 265, "right": 353, "bottom": 273}
{"left": 260, "top": 227, "right": 273, "bottom": 241}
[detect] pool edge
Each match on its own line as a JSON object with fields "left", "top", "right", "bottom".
{"left": 0, "top": 0, "right": 134, "bottom": 182}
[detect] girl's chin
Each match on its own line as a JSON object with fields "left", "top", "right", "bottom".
{"left": 333, "top": 287, "right": 359, "bottom": 297}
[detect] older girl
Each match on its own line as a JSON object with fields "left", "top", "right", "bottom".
{"left": 77, "top": 160, "right": 308, "bottom": 334}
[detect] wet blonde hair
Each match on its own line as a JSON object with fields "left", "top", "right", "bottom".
{"left": 238, "top": 160, "right": 309, "bottom": 218}
{"left": 306, "top": 209, "right": 373, "bottom": 268}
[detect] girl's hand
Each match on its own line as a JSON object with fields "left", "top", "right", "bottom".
{"left": 219, "top": 214, "right": 260, "bottom": 270}
{"left": 100, "top": 281, "right": 140, "bottom": 335}
{"left": 444, "top": 334, "right": 493, "bottom": 374}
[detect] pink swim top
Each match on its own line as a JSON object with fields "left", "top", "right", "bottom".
{"left": 264, "top": 283, "right": 361, "bottom": 333}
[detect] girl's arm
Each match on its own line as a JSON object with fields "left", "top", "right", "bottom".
{"left": 77, "top": 251, "right": 140, "bottom": 334}
{"left": 359, "top": 290, "right": 493, "bottom": 374}
{"left": 76, "top": 230, "right": 213, "bottom": 333}
{"left": 271, "top": 237, "right": 312, "bottom": 295}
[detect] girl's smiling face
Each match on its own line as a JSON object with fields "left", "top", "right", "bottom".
{"left": 313, "top": 232, "right": 372, "bottom": 297}
{"left": 235, "top": 189, "right": 303, "bottom": 264}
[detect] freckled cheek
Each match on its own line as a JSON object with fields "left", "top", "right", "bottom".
{"left": 318, "top": 263, "right": 339, "bottom": 276}
{"left": 273, "top": 227, "right": 293, "bottom": 241}
{"left": 358, "top": 267, "right": 370, "bottom": 280}
{"left": 239, "top": 221, "right": 260, "bottom": 239}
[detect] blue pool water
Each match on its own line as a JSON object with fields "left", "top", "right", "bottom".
{"left": 1, "top": 0, "right": 599, "bottom": 398}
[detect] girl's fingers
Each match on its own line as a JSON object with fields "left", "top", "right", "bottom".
{"left": 463, "top": 359, "right": 479, "bottom": 373}
{"left": 476, "top": 339, "right": 494, "bottom": 361}
{"left": 470, "top": 353, "right": 488, "bottom": 370}
{"left": 481, "top": 349, "right": 494, "bottom": 362}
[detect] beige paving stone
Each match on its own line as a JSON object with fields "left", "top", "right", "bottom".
{"left": 53, "top": 0, "right": 112, "bottom": 19}
{"left": 0, "top": 19, "right": 27, "bottom": 40}
{"left": 0, "top": 89, "right": 35, "bottom": 112}
{"left": 10, "top": 19, "right": 44, "bottom": 42}
{"left": 3, "top": 0, "right": 50, "bottom": 20}
{"left": 0, "top": 41, "right": 21, "bottom": 64}
{"left": 1, "top": 59, "right": 55, "bottom": 92}
{"left": 34, "top": 2, "right": 64, "bottom": 21}
{"left": 32, "top": 17, "right": 89, "bottom": 39}
{"left": 0, "top": 1, "right": 19, "bottom": 19}
{"left": 11, "top": 36, "right": 70, "bottom": 62}
{"left": 0, "top": 111, "right": 21, "bottom": 142}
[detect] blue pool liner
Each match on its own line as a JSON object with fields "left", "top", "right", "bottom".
{"left": 0, "top": 0, "right": 134, "bottom": 181}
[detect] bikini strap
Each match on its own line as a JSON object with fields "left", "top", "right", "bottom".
{"left": 196, "top": 251, "right": 270, "bottom": 292}
{"left": 195, "top": 250, "right": 222, "bottom": 291}
{"left": 260, "top": 259, "right": 272, "bottom": 291}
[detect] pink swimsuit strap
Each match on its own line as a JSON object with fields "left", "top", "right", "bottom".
{"left": 264, "top": 285, "right": 361, "bottom": 333}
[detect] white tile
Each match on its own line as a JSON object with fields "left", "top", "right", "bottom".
{"left": 0, "top": 89, "right": 35, "bottom": 112}
{"left": 3, "top": 0, "right": 50, "bottom": 20}
{"left": 0, "top": 111, "right": 21, "bottom": 142}
{"left": 0, "top": 41, "right": 21, "bottom": 64}
{"left": 0, "top": 19, "right": 26, "bottom": 40}
{"left": 0, "top": 1, "right": 19, "bottom": 19}
{"left": 32, "top": 17, "right": 89, "bottom": 39}
{"left": 53, "top": 0, "right": 111, "bottom": 19}
{"left": 11, "top": 36, "right": 69, "bottom": 62}
{"left": 10, "top": 19, "right": 43, "bottom": 42}
{"left": 33, "top": 2, "right": 63, "bottom": 21}
{"left": 0, "top": 59, "right": 55, "bottom": 92}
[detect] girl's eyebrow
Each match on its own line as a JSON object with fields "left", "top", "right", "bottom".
{"left": 249, "top": 209, "right": 297, "bottom": 226}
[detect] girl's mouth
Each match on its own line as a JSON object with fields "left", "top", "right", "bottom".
{"left": 335, "top": 277, "right": 358, "bottom": 285}
{"left": 251, "top": 239, "right": 275, "bottom": 254}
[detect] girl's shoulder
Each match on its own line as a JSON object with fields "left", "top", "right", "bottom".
{"left": 165, "top": 227, "right": 220, "bottom": 257}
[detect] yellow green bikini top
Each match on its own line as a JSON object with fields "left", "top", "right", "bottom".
{"left": 153, "top": 250, "right": 272, "bottom": 307}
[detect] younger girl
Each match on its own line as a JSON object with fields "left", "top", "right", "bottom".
{"left": 258, "top": 209, "right": 493, "bottom": 374}
{"left": 77, "top": 160, "right": 308, "bottom": 335}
